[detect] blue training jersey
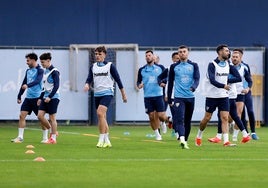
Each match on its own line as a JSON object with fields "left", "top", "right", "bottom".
{"left": 17, "top": 64, "right": 43, "bottom": 99}
{"left": 137, "top": 63, "right": 165, "bottom": 98}
{"left": 167, "top": 60, "right": 200, "bottom": 101}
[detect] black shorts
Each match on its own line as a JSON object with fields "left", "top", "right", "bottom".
{"left": 21, "top": 98, "right": 39, "bottom": 116}
{"left": 205, "top": 97, "right": 229, "bottom": 113}
{"left": 39, "top": 98, "right": 60, "bottom": 115}
{"left": 144, "top": 96, "right": 165, "bottom": 114}
{"left": 94, "top": 95, "right": 113, "bottom": 109}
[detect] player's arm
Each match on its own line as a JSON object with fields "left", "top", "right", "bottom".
{"left": 84, "top": 65, "right": 93, "bottom": 91}
{"left": 110, "top": 64, "right": 127, "bottom": 102}
{"left": 27, "top": 68, "right": 44, "bottom": 88}
{"left": 228, "top": 65, "right": 242, "bottom": 83}
{"left": 136, "top": 68, "right": 143, "bottom": 89}
{"left": 167, "top": 64, "right": 175, "bottom": 105}
{"left": 17, "top": 72, "right": 27, "bottom": 101}
{"left": 190, "top": 63, "right": 200, "bottom": 92}
{"left": 244, "top": 68, "right": 253, "bottom": 88}
{"left": 157, "top": 68, "right": 168, "bottom": 86}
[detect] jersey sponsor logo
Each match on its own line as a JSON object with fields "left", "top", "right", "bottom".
{"left": 216, "top": 72, "right": 228, "bottom": 76}
{"left": 94, "top": 72, "right": 109, "bottom": 76}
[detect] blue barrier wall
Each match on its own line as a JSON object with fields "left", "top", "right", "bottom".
{"left": 1, "top": 0, "right": 268, "bottom": 47}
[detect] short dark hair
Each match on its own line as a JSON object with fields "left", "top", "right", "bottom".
{"left": 233, "top": 48, "right": 243, "bottom": 54}
{"left": 171, "top": 52, "right": 178, "bottom": 58}
{"left": 25, "top": 53, "right": 38, "bottom": 61}
{"left": 95, "top": 46, "right": 107, "bottom": 54}
{"left": 39, "top": 52, "right": 52, "bottom": 60}
{"left": 145, "top": 50, "right": 153, "bottom": 54}
{"left": 216, "top": 44, "right": 228, "bottom": 54}
{"left": 178, "top": 45, "right": 189, "bottom": 50}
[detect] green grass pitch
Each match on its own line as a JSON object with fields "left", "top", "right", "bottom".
{"left": 0, "top": 123, "right": 267, "bottom": 188}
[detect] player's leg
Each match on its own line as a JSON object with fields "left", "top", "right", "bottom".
{"left": 45, "top": 98, "right": 60, "bottom": 144}
{"left": 233, "top": 95, "right": 245, "bottom": 141}
{"left": 184, "top": 98, "right": 195, "bottom": 142}
{"left": 229, "top": 99, "right": 250, "bottom": 143}
{"left": 245, "top": 91, "right": 259, "bottom": 139}
{"left": 208, "top": 111, "right": 222, "bottom": 143}
{"left": 96, "top": 95, "right": 113, "bottom": 147}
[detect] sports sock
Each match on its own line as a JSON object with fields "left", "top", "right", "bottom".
{"left": 154, "top": 129, "right": 161, "bottom": 137}
{"left": 51, "top": 134, "right": 57, "bottom": 140}
{"left": 216, "top": 133, "right": 222, "bottom": 139}
{"left": 98, "top": 134, "right": 105, "bottom": 143}
{"left": 42, "top": 129, "right": 48, "bottom": 140}
{"left": 196, "top": 129, "right": 203, "bottom": 139}
{"left": 104, "top": 133, "right": 111, "bottom": 143}
{"left": 223, "top": 133, "right": 229, "bottom": 143}
{"left": 233, "top": 129, "right": 239, "bottom": 138}
{"left": 241, "top": 130, "right": 248, "bottom": 137}
{"left": 180, "top": 136, "right": 186, "bottom": 143}
{"left": 18, "top": 128, "right": 24, "bottom": 139}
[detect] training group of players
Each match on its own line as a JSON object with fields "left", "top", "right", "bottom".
{"left": 12, "top": 45, "right": 259, "bottom": 149}
{"left": 137, "top": 44, "right": 259, "bottom": 149}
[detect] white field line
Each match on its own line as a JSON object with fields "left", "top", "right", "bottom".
{"left": 1, "top": 158, "right": 268, "bottom": 162}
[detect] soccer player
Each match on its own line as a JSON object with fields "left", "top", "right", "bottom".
{"left": 230, "top": 49, "right": 252, "bottom": 142}
{"left": 158, "top": 52, "right": 180, "bottom": 138}
{"left": 137, "top": 50, "right": 171, "bottom": 141}
{"left": 234, "top": 49, "right": 259, "bottom": 140}
{"left": 167, "top": 45, "right": 200, "bottom": 149}
{"left": 208, "top": 51, "right": 251, "bottom": 144}
{"left": 11, "top": 53, "right": 43, "bottom": 143}
{"left": 195, "top": 44, "right": 238, "bottom": 147}
{"left": 84, "top": 46, "right": 127, "bottom": 148}
{"left": 38, "top": 52, "right": 60, "bottom": 144}
{"left": 154, "top": 54, "right": 167, "bottom": 134}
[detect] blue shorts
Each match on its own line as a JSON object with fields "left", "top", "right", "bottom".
{"left": 21, "top": 98, "right": 39, "bottom": 116}
{"left": 39, "top": 98, "right": 60, "bottom": 115}
{"left": 144, "top": 96, "right": 165, "bottom": 114}
{"left": 95, "top": 95, "right": 113, "bottom": 109}
{"left": 205, "top": 97, "right": 229, "bottom": 113}
{"left": 236, "top": 94, "right": 245, "bottom": 102}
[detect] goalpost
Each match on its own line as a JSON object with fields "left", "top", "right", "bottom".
{"left": 69, "top": 44, "right": 139, "bottom": 124}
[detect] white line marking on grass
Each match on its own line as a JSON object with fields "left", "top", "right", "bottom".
{"left": 1, "top": 158, "right": 268, "bottom": 162}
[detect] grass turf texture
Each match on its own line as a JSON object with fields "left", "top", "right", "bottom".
{"left": 0, "top": 123, "right": 267, "bottom": 188}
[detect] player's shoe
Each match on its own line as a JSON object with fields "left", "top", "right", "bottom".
{"left": 96, "top": 142, "right": 104, "bottom": 148}
{"left": 181, "top": 142, "right": 190, "bottom": 149}
{"left": 195, "top": 138, "right": 202, "bottom": 146}
{"left": 155, "top": 135, "right": 162, "bottom": 141}
{"left": 241, "top": 135, "right": 251, "bottom": 143}
{"left": 103, "top": 142, "right": 112, "bottom": 148}
{"left": 40, "top": 139, "right": 48, "bottom": 143}
{"left": 160, "top": 121, "right": 167, "bottom": 134}
{"left": 45, "top": 138, "right": 57, "bottom": 144}
{"left": 208, "top": 137, "right": 221, "bottom": 143}
{"left": 223, "top": 141, "right": 236, "bottom": 147}
{"left": 11, "top": 137, "right": 23, "bottom": 143}
{"left": 167, "top": 116, "right": 173, "bottom": 129}
{"left": 251, "top": 133, "right": 259, "bottom": 140}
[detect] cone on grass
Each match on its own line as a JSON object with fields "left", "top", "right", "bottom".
{"left": 25, "top": 150, "right": 35, "bottom": 154}
{"left": 26, "top": 145, "right": 35, "bottom": 149}
{"left": 34, "top": 157, "right": 45, "bottom": 162}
